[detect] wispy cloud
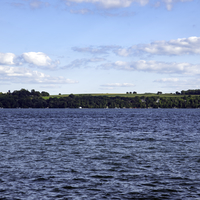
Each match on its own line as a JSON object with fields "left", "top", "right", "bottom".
{"left": 73, "top": 36, "right": 200, "bottom": 57}
{"left": 100, "top": 60, "right": 200, "bottom": 75}
{"left": 114, "top": 47, "right": 133, "bottom": 57}
{"left": 63, "top": 57, "right": 106, "bottom": 68}
{"left": 154, "top": 78, "right": 179, "bottom": 83}
{"left": 29, "top": 0, "right": 49, "bottom": 9}
{"left": 69, "top": 9, "right": 135, "bottom": 17}
{"left": 9, "top": 0, "right": 194, "bottom": 12}
{"left": 72, "top": 45, "right": 120, "bottom": 55}
{"left": 10, "top": 0, "right": 50, "bottom": 9}
{"left": 72, "top": 45, "right": 134, "bottom": 56}
{"left": 64, "top": 0, "right": 193, "bottom": 11}
{"left": 0, "top": 65, "right": 78, "bottom": 84}
{"left": 135, "top": 36, "right": 200, "bottom": 56}
{"left": 65, "top": 0, "right": 192, "bottom": 10}
{"left": 70, "top": 8, "right": 93, "bottom": 14}
{"left": 64, "top": 0, "right": 149, "bottom": 9}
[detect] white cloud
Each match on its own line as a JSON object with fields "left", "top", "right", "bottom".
{"left": 0, "top": 53, "right": 16, "bottom": 65}
{"left": 22, "top": 52, "right": 51, "bottom": 66}
{"left": 136, "top": 36, "right": 200, "bottom": 55}
{"left": 22, "top": 52, "right": 59, "bottom": 69}
{"left": 101, "top": 83, "right": 134, "bottom": 87}
{"left": 0, "top": 65, "right": 77, "bottom": 84}
{"left": 101, "top": 60, "right": 200, "bottom": 75}
{"left": 65, "top": 0, "right": 149, "bottom": 9}
{"left": 0, "top": 51, "right": 60, "bottom": 69}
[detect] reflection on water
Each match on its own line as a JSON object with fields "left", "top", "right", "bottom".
{"left": 0, "top": 109, "right": 200, "bottom": 199}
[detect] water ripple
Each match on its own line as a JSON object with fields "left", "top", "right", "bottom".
{"left": 0, "top": 109, "right": 200, "bottom": 199}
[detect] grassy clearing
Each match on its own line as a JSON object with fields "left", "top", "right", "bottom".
{"left": 43, "top": 93, "right": 193, "bottom": 99}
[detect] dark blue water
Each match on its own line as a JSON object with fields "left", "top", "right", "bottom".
{"left": 0, "top": 109, "right": 200, "bottom": 199}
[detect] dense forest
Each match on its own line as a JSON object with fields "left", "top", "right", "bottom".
{"left": 1, "top": 89, "right": 200, "bottom": 108}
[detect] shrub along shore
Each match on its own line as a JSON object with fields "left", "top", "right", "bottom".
{"left": 1, "top": 89, "right": 200, "bottom": 108}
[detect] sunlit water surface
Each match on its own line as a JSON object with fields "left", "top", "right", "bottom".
{"left": 0, "top": 109, "right": 200, "bottom": 199}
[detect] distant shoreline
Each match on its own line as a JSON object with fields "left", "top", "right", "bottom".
{"left": 1, "top": 89, "right": 200, "bottom": 109}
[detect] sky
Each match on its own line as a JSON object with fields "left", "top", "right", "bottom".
{"left": 0, "top": 0, "right": 200, "bottom": 94}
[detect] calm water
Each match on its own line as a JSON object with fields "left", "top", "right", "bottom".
{"left": 0, "top": 109, "right": 200, "bottom": 199}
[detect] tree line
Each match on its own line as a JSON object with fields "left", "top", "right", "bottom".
{"left": 1, "top": 89, "right": 200, "bottom": 108}
{"left": 181, "top": 89, "right": 200, "bottom": 95}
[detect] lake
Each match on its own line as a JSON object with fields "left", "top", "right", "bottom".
{"left": 0, "top": 109, "right": 200, "bottom": 199}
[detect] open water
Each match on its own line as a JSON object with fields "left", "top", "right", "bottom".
{"left": 0, "top": 108, "right": 200, "bottom": 199}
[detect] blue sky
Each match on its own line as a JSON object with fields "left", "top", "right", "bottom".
{"left": 0, "top": 0, "right": 199, "bottom": 94}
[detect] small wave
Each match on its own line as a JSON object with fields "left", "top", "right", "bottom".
{"left": 62, "top": 185, "right": 77, "bottom": 190}
{"left": 91, "top": 175, "right": 114, "bottom": 179}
